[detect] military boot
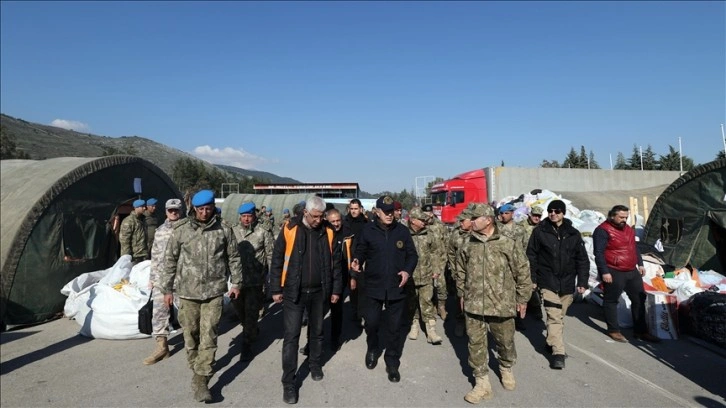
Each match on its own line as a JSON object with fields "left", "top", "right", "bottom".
{"left": 425, "top": 320, "right": 442, "bottom": 345}
{"left": 193, "top": 374, "right": 212, "bottom": 402}
{"left": 437, "top": 301, "right": 448, "bottom": 320}
{"left": 500, "top": 367, "right": 516, "bottom": 390}
{"left": 408, "top": 318, "right": 419, "bottom": 340}
{"left": 143, "top": 336, "right": 170, "bottom": 365}
{"left": 464, "top": 375, "right": 493, "bottom": 404}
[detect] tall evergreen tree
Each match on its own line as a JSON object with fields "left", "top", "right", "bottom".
{"left": 578, "top": 146, "right": 588, "bottom": 168}
{"left": 627, "top": 144, "right": 642, "bottom": 170}
{"left": 657, "top": 145, "right": 694, "bottom": 171}
{"left": 588, "top": 150, "right": 600, "bottom": 169}
{"left": 614, "top": 152, "right": 628, "bottom": 170}
{"left": 562, "top": 147, "right": 579, "bottom": 168}
{"left": 717, "top": 150, "right": 725, "bottom": 160}
{"left": 642, "top": 145, "right": 657, "bottom": 170}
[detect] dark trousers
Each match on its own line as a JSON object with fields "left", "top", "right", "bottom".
{"left": 364, "top": 296, "right": 406, "bottom": 369}
{"left": 603, "top": 269, "right": 647, "bottom": 334}
{"left": 350, "top": 274, "right": 365, "bottom": 320}
{"left": 330, "top": 298, "right": 342, "bottom": 342}
{"left": 281, "top": 290, "right": 325, "bottom": 386}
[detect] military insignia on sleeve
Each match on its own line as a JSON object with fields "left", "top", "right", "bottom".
{"left": 396, "top": 240, "right": 404, "bottom": 248}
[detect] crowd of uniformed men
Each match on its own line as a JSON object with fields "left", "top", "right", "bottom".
{"left": 118, "top": 191, "right": 659, "bottom": 404}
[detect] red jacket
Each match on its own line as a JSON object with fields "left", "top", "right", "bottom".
{"left": 598, "top": 221, "right": 638, "bottom": 272}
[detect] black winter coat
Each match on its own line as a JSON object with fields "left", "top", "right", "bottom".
{"left": 269, "top": 218, "right": 343, "bottom": 303}
{"left": 526, "top": 218, "right": 589, "bottom": 295}
{"left": 354, "top": 220, "right": 418, "bottom": 300}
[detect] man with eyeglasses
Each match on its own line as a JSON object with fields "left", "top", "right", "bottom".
{"left": 456, "top": 203, "right": 531, "bottom": 402}
{"left": 159, "top": 190, "right": 242, "bottom": 402}
{"left": 269, "top": 196, "right": 342, "bottom": 404}
{"left": 526, "top": 199, "right": 589, "bottom": 370}
{"left": 594, "top": 204, "right": 660, "bottom": 344}
{"left": 142, "top": 198, "right": 184, "bottom": 366}
{"left": 351, "top": 195, "right": 418, "bottom": 383}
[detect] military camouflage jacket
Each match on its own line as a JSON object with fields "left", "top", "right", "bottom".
{"left": 408, "top": 224, "right": 445, "bottom": 286}
{"left": 456, "top": 230, "right": 532, "bottom": 317}
{"left": 447, "top": 226, "right": 470, "bottom": 295}
{"left": 149, "top": 219, "right": 178, "bottom": 285}
{"left": 426, "top": 218, "right": 449, "bottom": 272}
{"left": 159, "top": 216, "right": 242, "bottom": 300}
{"left": 519, "top": 219, "right": 538, "bottom": 248}
{"left": 119, "top": 213, "right": 148, "bottom": 259}
{"left": 232, "top": 221, "right": 274, "bottom": 288}
{"left": 144, "top": 210, "right": 159, "bottom": 249}
{"left": 497, "top": 220, "right": 528, "bottom": 251}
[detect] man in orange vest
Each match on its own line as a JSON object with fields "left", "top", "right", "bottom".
{"left": 269, "top": 196, "right": 343, "bottom": 405}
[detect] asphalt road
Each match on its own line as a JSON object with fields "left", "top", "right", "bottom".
{"left": 1, "top": 299, "right": 724, "bottom": 407}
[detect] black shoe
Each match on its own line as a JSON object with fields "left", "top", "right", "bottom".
{"left": 283, "top": 385, "right": 298, "bottom": 404}
{"left": 386, "top": 366, "right": 400, "bottom": 383}
{"left": 299, "top": 344, "right": 309, "bottom": 356}
{"left": 310, "top": 366, "right": 324, "bottom": 381}
{"left": 550, "top": 354, "right": 565, "bottom": 370}
{"left": 365, "top": 350, "right": 378, "bottom": 370}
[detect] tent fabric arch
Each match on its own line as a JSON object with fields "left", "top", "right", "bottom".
{"left": 1, "top": 155, "right": 181, "bottom": 325}
{"left": 643, "top": 158, "right": 726, "bottom": 271}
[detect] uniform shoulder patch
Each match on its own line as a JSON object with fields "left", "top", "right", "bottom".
{"left": 173, "top": 218, "right": 191, "bottom": 229}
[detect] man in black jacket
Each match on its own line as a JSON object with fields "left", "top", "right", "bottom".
{"left": 351, "top": 195, "right": 418, "bottom": 383}
{"left": 343, "top": 198, "right": 369, "bottom": 325}
{"left": 526, "top": 200, "right": 589, "bottom": 370}
{"left": 269, "top": 196, "right": 343, "bottom": 404}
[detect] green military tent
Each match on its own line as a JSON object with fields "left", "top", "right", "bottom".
{"left": 643, "top": 158, "right": 726, "bottom": 272}
{"left": 1, "top": 156, "right": 182, "bottom": 326}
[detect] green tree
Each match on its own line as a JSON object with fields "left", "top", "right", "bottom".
{"left": 578, "top": 146, "right": 588, "bottom": 168}
{"left": 588, "top": 151, "right": 600, "bottom": 169}
{"left": 0, "top": 126, "right": 31, "bottom": 159}
{"left": 642, "top": 145, "right": 657, "bottom": 170}
{"left": 614, "top": 152, "right": 628, "bottom": 169}
{"left": 425, "top": 177, "right": 445, "bottom": 197}
{"left": 717, "top": 150, "right": 725, "bottom": 160}
{"left": 627, "top": 144, "right": 641, "bottom": 170}
{"left": 657, "top": 145, "right": 694, "bottom": 171}
{"left": 540, "top": 159, "right": 560, "bottom": 168}
{"left": 562, "top": 147, "right": 579, "bottom": 168}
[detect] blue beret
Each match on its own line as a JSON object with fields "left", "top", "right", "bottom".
{"left": 238, "top": 202, "right": 256, "bottom": 214}
{"left": 146, "top": 198, "right": 158, "bottom": 205}
{"left": 191, "top": 190, "right": 215, "bottom": 207}
{"left": 132, "top": 199, "right": 146, "bottom": 208}
{"left": 267, "top": 207, "right": 273, "bottom": 212}
{"left": 283, "top": 208, "right": 290, "bottom": 214}
{"left": 299, "top": 200, "right": 306, "bottom": 206}
{"left": 499, "top": 203, "right": 515, "bottom": 213}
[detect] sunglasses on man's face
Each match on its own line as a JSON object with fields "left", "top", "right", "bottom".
{"left": 548, "top": 209, "right": 563, "bottom": 215}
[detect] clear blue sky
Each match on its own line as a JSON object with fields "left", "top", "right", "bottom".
{"left": 2, "top": 1, "right": 724, "bottom": 194}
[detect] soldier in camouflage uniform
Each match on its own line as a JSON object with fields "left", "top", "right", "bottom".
{"left": 448, "top": 205, "right": 474, "bottom": 337}
{"left": 159, "top": 190, "right": 243, "bottom": 403}
{"left": 456, "top": 203, "right": 532, "bottom": 403}
{"left": 519, "top": 206, "right": 545, "bottom": 320}
{"left": 120, "top": 199, "right": 148, "bottom": 264}
{"left": 422, "top": 204, "right": 450, "bottom": 320}
{"left": 143, "top": 198, "right": 184, "bottom": 366}
{"left": 520, "top": 205, "right": 544, "bottom": 244}
{"left": 144, "top": 198, "right": 159, "bottom": 249}
{"left": 232, "top": 202, "right": 274, "bottom": 360}
{"left": 406, "top": 207, "right": 445, "bottom": 345}
{"left": 497, "top": 203, "right": 530, "bottom": 330}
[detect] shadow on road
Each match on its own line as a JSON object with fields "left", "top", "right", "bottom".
{"left": 0, "top": 330, "right": 40, "bottom": 346}
{"left": 0, "top": 334, "right": 91, "bottom": 375}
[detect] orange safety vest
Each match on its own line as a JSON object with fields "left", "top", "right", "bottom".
{"left": 342, "top": 236, "right": 354, "bottom": 270}
{"left": 281, "top": 225, "right": 334, "bottom": 287}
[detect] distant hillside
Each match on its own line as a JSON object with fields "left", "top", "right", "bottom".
{"left": 0, "top": 113, "right": 299, "bottom": 184}
{"left": 216, "top": 164, "right": 300, "bottom": 184}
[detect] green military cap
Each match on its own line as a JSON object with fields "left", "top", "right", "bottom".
{"left": 468, "top": 203, "right": 494, "bottom": 218}
{"left": 457, "top": 208, "right": 472, "bottom": 220}
{"left": 409, "top": 207, "right": 427, "bottom": 221}
{"left": 531, "top": 206, "right": 544, "bottom": 216}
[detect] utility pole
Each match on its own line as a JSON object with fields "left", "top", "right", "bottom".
{"left": 679, "top": 137, "right": 684, "bottom": 174}
{"left": 721, "top": 124, "right": 725, "bottom": 156}
{"left": 639, "top": 146, "right": 644, "bottom": 171}
{"left": 609, "top": 153, "right": 613, "bottom": 170}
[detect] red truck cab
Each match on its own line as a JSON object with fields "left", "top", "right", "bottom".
{"left": 430, "top": 169, "right": 488, "bottom": 225}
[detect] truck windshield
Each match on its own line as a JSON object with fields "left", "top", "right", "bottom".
{"left": 451, "top": 191, "right": 464, "bottom": 205}
{"left": 431, "top": 191, "right": 447, "bottom": 206}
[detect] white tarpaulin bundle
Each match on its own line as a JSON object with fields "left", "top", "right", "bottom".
{"left": 61, "top": 255, "right": 152, "bottom": 340}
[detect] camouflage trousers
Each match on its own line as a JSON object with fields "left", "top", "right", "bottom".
{"left": 178, "top": 296, "right": 224, "bottom": 377}
{"left": 151, "top": 286, "right": 170, "bottom": 337}
{"left": 541, "top": 289, "right": 574, "bottom": 356}
{"left": 407, "top": 284, "right": 436, "bottom": 322}
{"left": 465, "top": 313, "right": 517, "bottom": 377}
{"left": 232, "top": 286, "right": 263, "bottom": 343}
